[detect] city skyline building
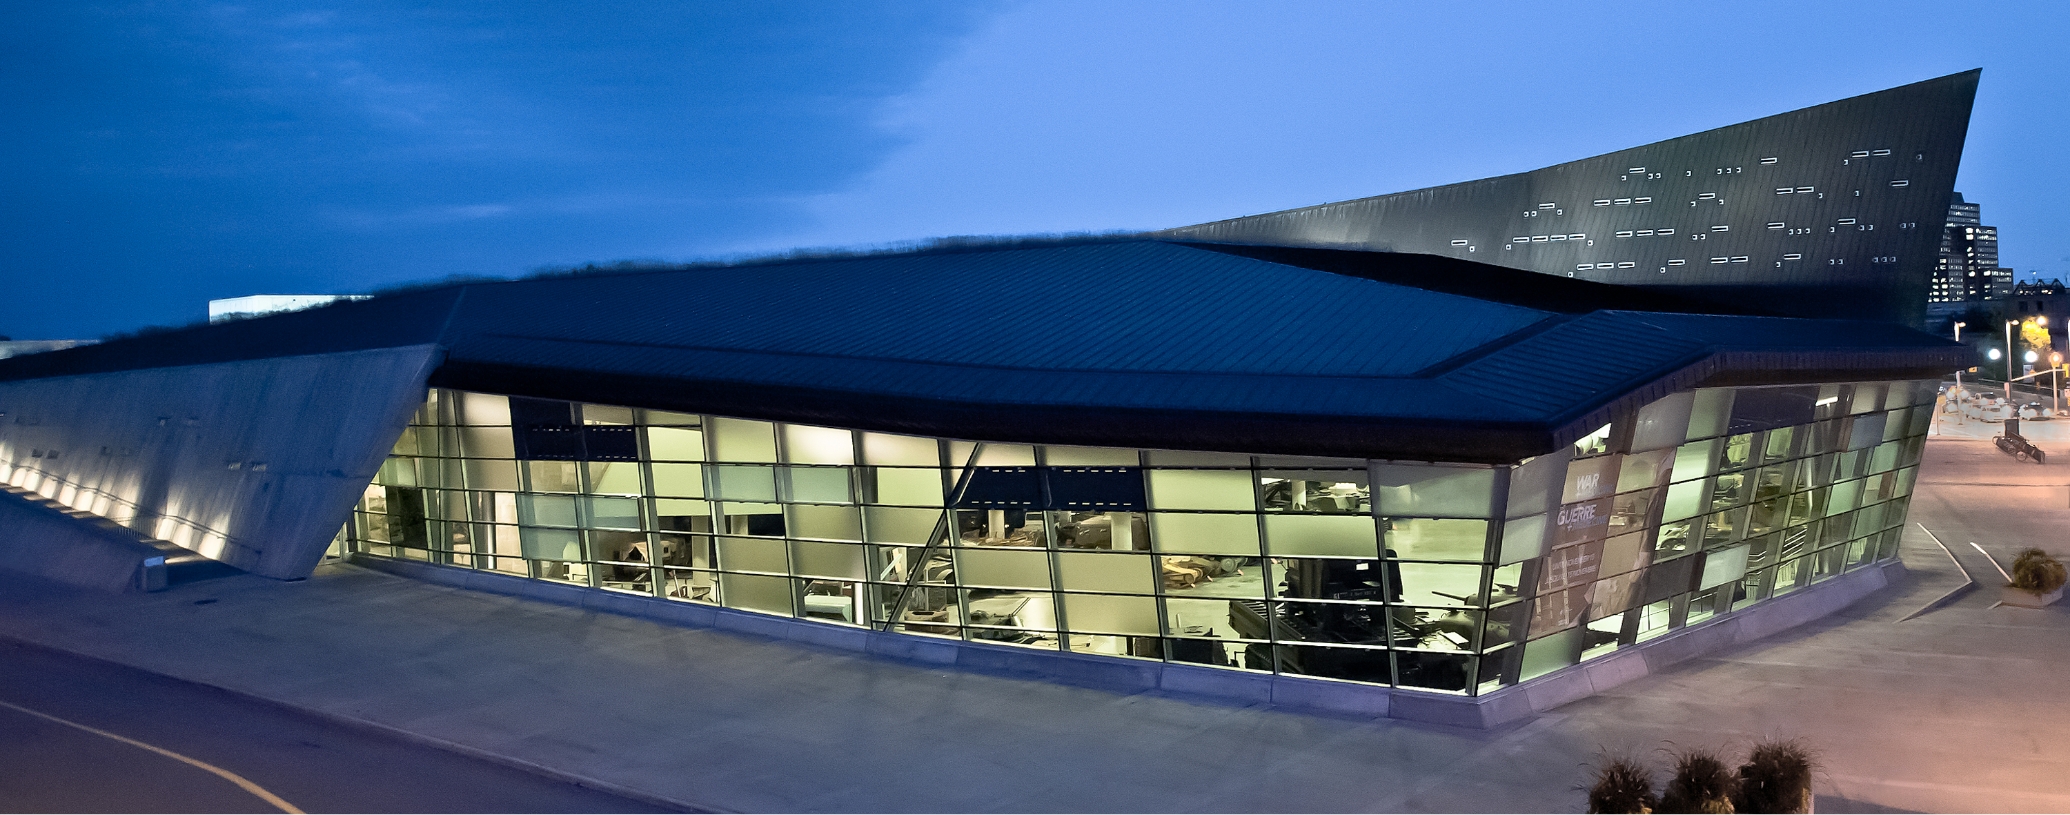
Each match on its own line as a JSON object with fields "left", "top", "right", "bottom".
{"left": 1925, "top": 192, "right": 2013, "bottom": 330}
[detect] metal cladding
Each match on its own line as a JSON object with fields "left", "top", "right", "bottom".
{"left": 0, "top": 240, "right": 1965, "bottom": 464}
{"left": 1157, "top": 70, "right": 1981, "bottom": 328}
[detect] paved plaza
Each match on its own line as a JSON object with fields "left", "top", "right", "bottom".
{"left": 0, "top": 435, "right": 2065, "bottom": 812}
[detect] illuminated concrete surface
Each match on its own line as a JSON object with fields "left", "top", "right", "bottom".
{"left": 0, "top": 346, "right": 439, "bottom": 578}
{"left": 0, "top": 438, "right": 2062, "bottom": 813}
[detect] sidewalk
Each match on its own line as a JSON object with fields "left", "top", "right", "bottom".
{"left": 1, "top": 438, "right": 2066, "bottom": 812}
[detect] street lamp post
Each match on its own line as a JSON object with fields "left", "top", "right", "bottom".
{"left": 2007, "top": 319, "right": 2019, "bottom": 402}
{"left": 2053, "top": 352, "right": 2064, "bottom": 416}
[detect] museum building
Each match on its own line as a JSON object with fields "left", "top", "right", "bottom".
{"left": 0, "top": 72, "right": 1979, "bottom": 725}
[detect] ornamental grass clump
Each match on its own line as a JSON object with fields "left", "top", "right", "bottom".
{"left": 1732, "top": 739, "right": 1816, "bottom": 815}
{"left": 1658, "top": 748, "right": 1738, "bottom": 813}
{"left": 2009, "top": 548, "right": 2067, "bottom": 593}
{"left": 1586, "top": 755, "right": 1658, "bottom": 814}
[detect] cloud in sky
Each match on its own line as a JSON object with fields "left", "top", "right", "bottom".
{"left": 1, "top": 1, "right": 998, "bottom": 337}
{"left": 3, "top": 0, "right": 2066, "bottom": 338}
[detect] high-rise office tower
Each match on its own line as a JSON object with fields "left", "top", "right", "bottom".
{"left": 1926, "top": 193, "right": 2010, "bottom": 323}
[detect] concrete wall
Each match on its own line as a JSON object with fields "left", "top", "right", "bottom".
{"left": 0, "top": 486, "right": 167, "bottom": 592}
{"left": 0, "top": 346, "right": 440, "bottom": 579}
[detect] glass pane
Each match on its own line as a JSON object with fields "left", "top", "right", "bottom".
{"left": 959, "top": 547, "right": 1052, "bottom": 590}
{"left": 460, "top": 426, "right": 515, "bottom": 458}
{"left": 463, "top": 459, "right": 519, "bottom": 492}
{"left": 1267, "top": 514, "right": 1379, "bottom": 558}
{"left": 791, "top": 541, "right": 866, "bottom": 579}
{"left": 1386, "top": 518, "right": 1487, "bottom": 562}
{"left": 643, "top": 409, "right": 700, "bottom": 426}
{"left": 1395, "top": 562, "right": 1487, "bottom": 607}
{"left": 527, "top": 460, "right": 582, "bottom": 493}
{"left": 1053, "top": 511, "right": 1147, "bottom": 551}
{"left": 711, "top": 417, "right": 778, "bottom": 463}
{"left": 518, "top": 494, "right": 578, "bottom": 527}
{"left": 1686, "top": 389, "right": 1733, "bottom": 441}
{"left": 651, "top": 463, "right": 704, "bottom": 498}
{"left": 864, "top": 506, "right": 943, "bottom": 545}
{"left": 784, "top": 466, "right": 853, "bottom": 504}
{"left": 713, "top": 465, "right": 779, "bottom": 503}
{"left": 1273, "top": 557, "right": 1390, "bottom": 602}
{"left": 583, "top": 497, "right": 642, "bottom": 530}
{"left": 800, "top": 580, "right": 863, "bottom": 624}
{"left": 717, "top": 536, "right": 789, "bottom": 574}
{"left": 1631, "top": 392, "right": 1695, "bottom": 452}
{"left": 458, "top": 392, "right": 510, "bottom": 426}
{"left": 861, "top": 433, "right": 939, "bottom": 466}
{"left": 1147, "top": 469, "right": 1257, "bottom": 511}
{"left": 720, "top": 573, "right": 793, "bottom": 615}
{"left": 1161, "top": 597, "right": 1263, "bottom": 640}
{"left": 1260, "top": 471, "right": 1369, "bottom": 514}
{"left": 1044, "top": 446, "right": 1138, "bottom": 466}
{"left": 1497, "top": 514, "right": 1547, "bottom": 565}
{"left": 1057, "top": 551, "right": 1155, "bottom": 594}
{"left": 1373, "top": 465, "right": 1494, "bottom": 517}
{"left": 788, "top": 504, "right": 863, "bottom": 542}
{"left": 868, "top": 467, "right": 944, "bottom": 506}
{"left": 782, "top": 424, "right": 855, "bottom": 465}
{"left": 1160, "top": 557, "right": 1265, "bottom": 598}
{"left": 646, "top": 427, "right": 705, "bottom": 461}
{"left": 1148, "top": 512, "right": 1261, "bottom": 556}
{"left": 1062, "top": 593, "right": 1160, "bottom": 636}
{"left": 587, "top": 462, "right": 642, "bottom": 495}
{"left": 1505, "top": 450, "right": 1571, "bottom": 519}
{"left": 520, "top": 527, "right": 583, "bottom": 561}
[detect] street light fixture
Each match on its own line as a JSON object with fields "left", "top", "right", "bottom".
{"left": 2055, "top": 352, "right": 2065, "bottom": 416}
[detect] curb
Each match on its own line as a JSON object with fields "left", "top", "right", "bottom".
{"left": 0, "top": 631, "right": 720, "bottom": 814}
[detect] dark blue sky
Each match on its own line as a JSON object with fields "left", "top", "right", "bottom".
{"left": 6, "top": 1, "right": 2065, "bottom": 339}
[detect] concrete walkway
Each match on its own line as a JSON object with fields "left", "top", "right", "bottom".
{"left": 0, "top": 437, "right": 2065, "bottom": 812}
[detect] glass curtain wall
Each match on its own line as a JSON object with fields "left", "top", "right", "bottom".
{"left": 347, "top": 380, "right": 1933, "bottom": 696}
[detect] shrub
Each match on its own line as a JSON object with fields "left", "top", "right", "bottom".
{"left": 1586, "top": 755, "right": 1658, "bottom": 814}
{"left": 2010, "top": 548, "right": 2068, "bottom": 593}
{"left": 1732, "top": 739, "right": 1815, "bottom": 814}
{"left": 1658, "top": 748, "right": 1737, "bottom": 813}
